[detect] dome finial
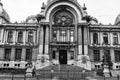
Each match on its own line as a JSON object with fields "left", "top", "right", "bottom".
{"left": 83, "top": 3, "right": 87, "bottom": 10}
{"left": 41, "top": 2, "right": 45, "bottom": 9}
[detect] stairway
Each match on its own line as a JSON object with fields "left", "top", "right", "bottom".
{"left": 35, "top": 65, "right": 94, "bottom": 79}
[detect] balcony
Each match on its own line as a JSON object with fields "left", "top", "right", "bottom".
{"left": 89, "top": 43, "right": 120, "bottom": 48}
{"left": 50, "top": 41, "right": 77, "bottom": 47}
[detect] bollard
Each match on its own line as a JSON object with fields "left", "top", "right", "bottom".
{"left": 117, "top": 75, "right": 119, "bottom": 80}
{"left": 12, "top": 74, "right": 14, "bottom": 80}
{"left": 24, "top": 74, "right": 26, "bottom": 80}
{"left": 104, "top": 75, "right": 106, "bottom": 80}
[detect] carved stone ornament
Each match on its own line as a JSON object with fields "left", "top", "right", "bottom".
{"left": 54, "top": 11, "right": 73, "bottom": 26}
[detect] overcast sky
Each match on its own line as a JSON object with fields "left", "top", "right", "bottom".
{"left": 2, "top": 0, "right": 120, "bottom": 24}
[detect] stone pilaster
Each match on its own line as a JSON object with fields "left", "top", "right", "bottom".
{"left": 78, "top": 27, "right": 82, "bottom": 55}
{"left": 100, "top": 32, "right": 103, "bottom": 45}
{"left": 108, "top": 32, "right": 111, "bottom": 44}
{"left": 110, "top": 32, "right": 113, "bottom": 46}
{"left": 39, "top": 26, "right": 43, "bottom": 54}
{"left": 90, "top": 32, "right": 93, "bottom": 44}
{"left": 78, "top": 27, "right": 82, "bottom": 45}
{"left": 0, "top": 48, "right": 4, "bottom": 60}
{"left": 13, "top": 30, "right": 17, "bottom": 44}
{"left": 57, "top": 30, "right": 59, "bottom": 41}
{"left": 118, "top": 33, "right": 120, "bottom": 44}
{"left": 84, "top": 27, "right": 88, "bottom": 55}
{"left": 4, "top": 30, "right": 7, "bottom": 43}
{"left": 21, "top": 48, "right": 26, "bottom": 61}
{"left": 67, "top": 30, "right": 69, "bottom": 42}
{"left": 110, "top": 49, "right": 115, "bottom": 62}
{"left": 45, "top": 26, "right": 49, "bottom": 54}
{"left": 0, "top": 28, "right": 3, "bottom": 43}
{"left": 23, "top": 30, "right": 27, "bottom": 45}
{"left": 100, "top": 49, "right": 104, "bottom": 61}
{"left": 11, "top": 48, "right": 15, "bottom": 61}
{"left": 84, "top": 27, "right": 88, "bottom": 45}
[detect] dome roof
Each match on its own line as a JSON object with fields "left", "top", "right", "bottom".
{"left": 115, "top": 13, "right": 120, "bottom": 25}
{"left": 0, "top": 9, "right": 10, "bottom": 23}
{"left": 25, "top": 15, "right": 37, "bottom": 23}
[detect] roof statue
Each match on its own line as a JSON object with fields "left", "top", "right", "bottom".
{"left": 115, "top": 13, "right": 120, "bottom": 25}
{"left": 0, "top": 0, "right": 10, "bottom": 23}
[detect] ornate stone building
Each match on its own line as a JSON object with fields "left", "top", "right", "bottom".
{"left": 0, "top": 0, "right": 120, "bottom": 72}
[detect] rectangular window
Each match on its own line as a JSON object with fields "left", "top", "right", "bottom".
{"left": 15, "top": 49, "right": 22, "bottom": 61}
{"left": 93, "top": 50, "right": 100, "bottom": 62}
{"left": 70, "top": 30, "right": 74, "bottom": 42}
{"left": 4, "top": 48, "right": 11, "bottom": 61}
{"left": 7, "top": 31, "right": 13, "bottom": 43}
{"left": 60, "top": 30, "right": 67, "bottom": 42}
{"left": 93, "top": 33, "right": 98, "bottom": 44}
{"left": 103, "top": 33, "right": 108, "bottom": 44}
{"left": 113, "top": 33, "right": 118, "bottom": 45}
{"left": 28, "top": 31, "right": 34, "bottom": 43}
{"left": 115, "top": 50, "right": 120, "bottom": 62}
{"left": 18, "top": 32, "right": 23, "bottom": 43}
{"left": 26, "top": 49, "right": 32, "bottom": 61}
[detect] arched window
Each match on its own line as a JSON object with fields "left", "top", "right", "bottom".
{"left": 7, "top": 31, "right": 13, "bottom": 43}
{"left": 93, "top": 33, "right": 98, "bottom": 44}
{"left": 113, "top": 33, "right": 118, "bottom": 45}
{"left": 28, "top": 31, "right": 33, "bottom": 43}
{"left": 54, "top": 11, "right": 74, "bottom": 26}
{"left": 18, "top": 31, "right": 23, "bottom": 43}
{"left": 103, "top": 33, "right": 108, "bottom": 44}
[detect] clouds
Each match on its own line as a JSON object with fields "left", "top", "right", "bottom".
{"left": 1, "top": 0, "right": 120, "bottom": 24}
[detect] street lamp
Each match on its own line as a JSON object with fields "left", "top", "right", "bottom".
{"left": 102, "top": 44, "right": 113, "bottom": 77}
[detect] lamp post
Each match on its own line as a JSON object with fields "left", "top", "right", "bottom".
{"left": 102, "top": 44, "right": 113, "bottom": 77}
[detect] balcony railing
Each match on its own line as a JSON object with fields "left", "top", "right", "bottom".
{"left": 89, "top": 43, "right": 120, "bottom": 48}
{"left": 50, "top": 41, "right": 77, "bottom": 46}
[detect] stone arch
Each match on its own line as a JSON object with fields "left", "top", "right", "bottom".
{"left": 49, "top": 5, "right": 77, "bottom": 25}
{"left": 44, "top": 1, "right": 84, "bottom": 23}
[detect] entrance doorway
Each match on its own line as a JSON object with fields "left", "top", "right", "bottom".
{"left": 59, "top": 50, "right": 67, "bottom": 64}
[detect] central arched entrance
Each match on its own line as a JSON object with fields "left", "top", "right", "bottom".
{"left": 59, "top": 50, "right": 67, "bottom": 64}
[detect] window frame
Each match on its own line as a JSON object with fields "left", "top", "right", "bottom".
{"left": 4, "top": 48, "right": 11, "bottom": 61}
{"left": 7, "top": 31, "right": 13, "bottom": 43}
{"left": 17, "top": 31, "right": 23, "bottom": 43}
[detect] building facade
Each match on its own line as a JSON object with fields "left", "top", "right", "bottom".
{"left": 0, "top": 0, "right": 120, "bottom": 71}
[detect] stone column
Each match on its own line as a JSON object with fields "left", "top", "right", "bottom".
{"left": 0, "top": 48, "right": 4, "bottom": 60}
{"left": 110, "top": 32, "right": 113, "bottom": 46}
{"left": 100, "top": 49, "right": 104, "bottom": 61}
{"left": 39, "top": 26, "right": 43, "bottom": 54}
{"left": 98, "top": 32, "right": 100, "bottom": 44}
{"left": 4, "top": 30, "right": 7, "bottom": 43}
{"left": 100, "top": 32, "right": 103, "bottom": 45}
{"left": 0, "top": 28, "right": 3, "bottom": 43}
{"left": 67, "top": 30, "right": 70, "bottom": 42}
{"left": 13, "top": 30, "right": 17, "bottom": 44}
{"left": 33, "top": 31, "right": 36, "bottom": 44}
{"left": 84, "top": 27, "right": 88, "bottom": 55}
{"left": 23, "top": 30, "right": 27, "bottom": 45}
{"left": 108, "top": 32, "right": 111, "bottom": 44}
{"left": 21, "top": 48, "right": 26, "bottom": 61}
{"left": 45, "top": 26, "right": 49, "bottom": 55}
{"left": 118, "top": 33, "right": 120, "bottom": 44}
{"left": 11, "top": 48, "right": 15, "bottom": 61}
{"left": 57, "top": 30, "right": 59, "bottom": 42}
{"left": 78, "top": 27, "right": 82, "bottom": 55}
